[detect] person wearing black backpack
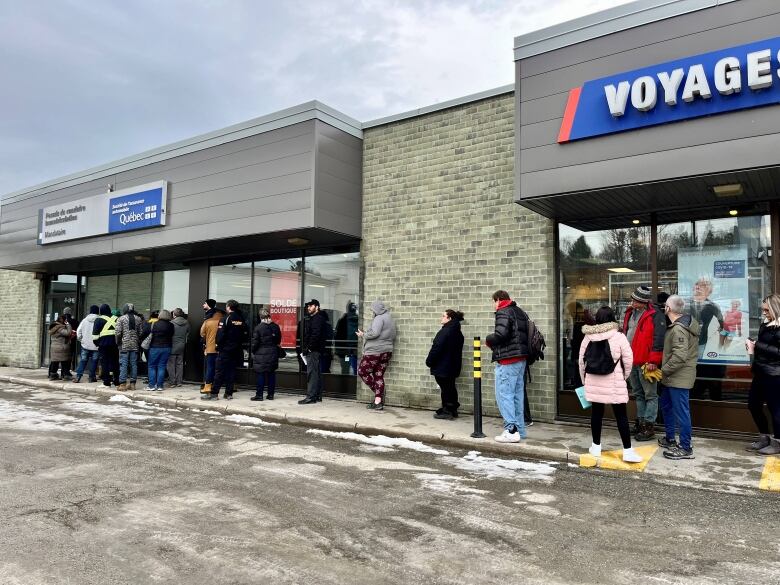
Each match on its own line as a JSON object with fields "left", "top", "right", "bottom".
{"left": 579, "top": 306, "right": 642, "bottom": 463}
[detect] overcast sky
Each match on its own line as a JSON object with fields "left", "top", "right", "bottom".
{"left": 0, "top": 0, "right": 631, "bottom": 196}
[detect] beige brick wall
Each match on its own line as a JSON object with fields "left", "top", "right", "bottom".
{"left": 0, "top": 269, "right": 43, "bottom": 367}
{"left": 361, "top": 93, "right": 558, "bottom": 421}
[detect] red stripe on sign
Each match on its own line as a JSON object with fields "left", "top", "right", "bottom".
{"left": 557, "top": 86, "right": 582, "bottom": 143}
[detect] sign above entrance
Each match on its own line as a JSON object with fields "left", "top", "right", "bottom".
{"left": 38, "top": 181, "right": 167, "bottom": 245}
{"left": 557, "top": 36, "right": 780, "bottom": 143}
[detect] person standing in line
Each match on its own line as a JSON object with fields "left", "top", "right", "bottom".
{"left": 579, "top": 306, "right": 641, "bottom": 463}
{"left": 48, "top": 314, "right": 73, "bottom": 380}
{"left": 486, "top": 290, "right": 530, "bottom": 443}
{"left": 745, "top": 294, "right": 780, "bottom": 455}
{"left": 74, "top": 305, "right": 100, "bottom": 383}
{"left": 92, "top": 304, "right": 120, "bottom": 387}
{"left": 200, "top": 299, "right": 222, "bottom": 395}
{"left": 357, "top": 300, "right": 397, "bottom": 411}
{"left": 426, "top": 309, "right": 465, "bottom": 420}
{"left": 658, "top": 295, "right": 701, "bottom": 460}
{"left": 115, "top": 303, "right": 143, "bottom": 391}
{"left": 299, "top": 299, "right": 330, "bottom": 404}
{"left": 202, "top": 299, "right": 249, "bottom": 400}
{"left": 168, "top": 308, "right": 190, "bottom": 387}
{"left": 251, "top": 309, "right": 282, "bottom": 401}
{"left": 62, "top": 307, "right": 79, "bottom": 372}
{"left": 140, "top": 309, "right": 174, "bottom": 391}
{"left": 622, "top": 285, "right": 665, "bottom": 442}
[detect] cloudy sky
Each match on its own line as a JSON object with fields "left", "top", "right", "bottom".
{"left": 0, "top": 0, "right": 631, "bottom": 196}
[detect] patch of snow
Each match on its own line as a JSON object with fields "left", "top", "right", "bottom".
{"left": 441, "top": 451, "right": 557, "bottom": 481}
{"left": 358, "top": 445, "right": 395, "bottom": 453}
{"left": 521, "top": 492, "right": 557, "bottom": 504}
{"left": 224, "top": 414, "right": 280, "bottom": 427}
{"left": 416, "top": 473, "right": 489, "bottom": 496}
{"left": 525, "top": 504, "right": 561, "bottom": 517}
{"left": 109, "top": 394, "right": 132, "bottom": 402}
{"left": 0, "top": 398, "right": 109, "bottom": 433}
{"left": 306, "top": 429, "right": 449, "bottom": 455}
{"left": 155, "top": 430, "right": 209, "bottom": 444}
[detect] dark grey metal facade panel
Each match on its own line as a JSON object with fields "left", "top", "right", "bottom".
{"left": 313, "top": 121, "right": 362, "bottom": 236}
{"left": 0, "top": 117, "right": 362, "bottom": 270}
{"left": 516, "top": 0, "right": 780, "bottom": 200}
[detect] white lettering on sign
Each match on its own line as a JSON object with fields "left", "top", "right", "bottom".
{"left": 603, "top": 49, "right": 780, "bottom": 117}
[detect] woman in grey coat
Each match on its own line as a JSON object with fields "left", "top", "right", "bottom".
{"left": 357, "top": 301, "right": 397, "bottom": 410}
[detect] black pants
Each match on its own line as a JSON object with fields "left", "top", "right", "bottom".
{"left": 591, "top": 402, "right": 632, "bottom": 448}
{"left": 435, "top": 376, "right": 460, "bottom": 415}
{"left": 306, "top": 351, "right": 323, "bottom": 400}
{"left": 48, "top": 360, "right": 71, "bottom": 378}
{"left": 748, "top": 372, "right": 780, "bottom": 439}
{"left": 212, "top": 351, "right": 240, "bottom": 396}
{"left": 98, "top": 345, "right": 119, "bottom": 386}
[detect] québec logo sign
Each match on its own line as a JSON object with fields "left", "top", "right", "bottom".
{"left": 558, "top": 36, "right": 780, "bottom": 143}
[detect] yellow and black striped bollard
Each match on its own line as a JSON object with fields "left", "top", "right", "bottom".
{"left": 471, "top": 336, "right": 486, "bottom": 438}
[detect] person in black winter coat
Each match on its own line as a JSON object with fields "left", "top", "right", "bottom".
{"left": 92, "top": 303, "right": 120, "bottom": 387}
{"left": 299, "top": 299, "right": 330, "bottom": 404}
{"left": 745, "top": 293, "right": 780, "bottom": 455}
{"left": 203, "top": 299, "right": 249, "bottom": 400}
{"left": 251, "top": 309, "right": 282, "bottom": 401}
{"left": 426, "top": 309, "right": 465, "bottom": 420}
{"left": 140, "top": 309, "right": 175, "bottom": 391}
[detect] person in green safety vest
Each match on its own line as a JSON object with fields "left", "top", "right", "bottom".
{"left": 92, "top": 303, "right": 119, "bottom": 387}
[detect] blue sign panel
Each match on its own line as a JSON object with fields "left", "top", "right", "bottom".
{"left": 108, "top": 186, "right": 165, "bottom": 234}
{"left": 713, "top": 260, "right": 746, "bottom": 279}
{"left": 558, "top": 36, "right": 780, "bottom": 143}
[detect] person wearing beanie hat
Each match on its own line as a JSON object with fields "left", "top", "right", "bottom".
{"left": 92, "top": 303, "right": 120, "bottom": 387}
{"left": 115, "top": 303, "right": 143, "bottom": 391}
{"left": 203, "top": 299, "right": 217, "bottom": 310}
{"left": 75, "top": 305, "right": 101, "bottom": 383}
{"left": 623, "top": 285, "right": 666, "bottom": 442}
{"left": 200, "top": 301, "right": 224, "bottom": 394}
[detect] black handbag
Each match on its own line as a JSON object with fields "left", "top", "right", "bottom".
{"left": 277, "top": 346, "right": 287, "bottom": 358}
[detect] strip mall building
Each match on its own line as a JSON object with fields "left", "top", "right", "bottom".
{"left": 1, "top": 0, "right": 777, "bottom": 434}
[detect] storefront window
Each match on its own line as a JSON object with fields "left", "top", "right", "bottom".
{"left": 304, "top": 252, "right": 360, "bottom": 376}
{"left": 84, "top": 274, "right": 118, "bottom": 313}
{"left": 151, "top": 269, "right": 190, "bottom": 315}
{"left": 118, "top": 272, "right": 153, "bottom": 316}
{"left": 252, "top": 259, "right": 302, "bottom": 372}
{"left": 558, "top": 224, "right": 651, "bottom": 390}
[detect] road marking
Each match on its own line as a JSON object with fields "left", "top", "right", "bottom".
{"left": 759, "top": 456, "right": 780, "bottom": 492}
{"left": 579, "top": 445, "right": 658, "bottom": 472}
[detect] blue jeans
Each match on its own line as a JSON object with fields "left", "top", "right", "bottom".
{"left": 148, "top": 347, "right": 171, "bottom": 389}
{"left": 628, "top": 365, "right": 658, "bottom": 423}
{"left": 76, "top": 348, "right": 98, "bottom": 380}
{"left": 256, "top": 372, "right": 276, "bottom": 397}
{"left": 119, "top": 351, "right": 138, "bottom": 383}
{"left": 494, "top": 360, "right": 527, "bottom": 437}
{"left": 660, "top": 386, "right": 692, "bottom": 450}
{"left": 204, "top": 353, "right": 217, "bottom": 384}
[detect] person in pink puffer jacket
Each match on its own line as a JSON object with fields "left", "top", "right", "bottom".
{"left": 578, "top": 306, "right": 642, "bottom": 463}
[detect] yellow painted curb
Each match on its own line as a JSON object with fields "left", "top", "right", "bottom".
{"left": 579, "top": 445, "right": 658, "bottom": 472}
{"left": 759, "top": 456, "right": 780, "bottom": 492}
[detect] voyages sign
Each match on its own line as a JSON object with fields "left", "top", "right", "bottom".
{"left": 558, "top": 36, "right": 780, "bottom": 143}
{"left": 38, "top": 181, "right": 167, "bottom": 245}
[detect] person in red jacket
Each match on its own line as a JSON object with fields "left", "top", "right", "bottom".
{"left": 622, "top": 285, "right": 666, "bottom": 441}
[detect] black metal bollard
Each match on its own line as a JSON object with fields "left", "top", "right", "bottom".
{"left": 471, "top": 336, "right": 486, "bottom": 438}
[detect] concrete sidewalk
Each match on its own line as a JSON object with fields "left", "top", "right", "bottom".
{"left": 1, "top": 366, "right": 778, "bottom": 495}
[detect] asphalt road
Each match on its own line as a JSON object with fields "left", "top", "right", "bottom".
{"left": 0, "top": 381, "right": 778, "bottom": 585}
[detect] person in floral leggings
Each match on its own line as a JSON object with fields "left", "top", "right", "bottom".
{"left": 357, "top": 301, "right": 397, "bottom": 410}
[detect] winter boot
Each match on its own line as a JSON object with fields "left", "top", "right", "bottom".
{"left": 73, "top": 376, "right": 82, "bottom": 384}
{"left": 635, "top": 422, "right": 656, "bottom": 442}
{"left": 622, "top": 447, "right": 643, "bottom": 463}
{"left": 117, "top": 382, "right": 127, "bottom": 392}
{"left": 632, "top": 418, "right": 642, "bottom": 435}
{"left": 757, "top": 438, "right": 780, "bottom": 456}
{"left": 201, "top": 383, "right": 212, "bottom": 395}
{"left": 129, "top": 381, "right": 137, "bottom": 392}
{"left": 746, "top": 434, "right": 771, "bottom": 452}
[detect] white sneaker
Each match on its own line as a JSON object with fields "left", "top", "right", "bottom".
{"left": 144, "top": 386, "right": 155, "bottom": 391}
{"left": 622, "top": 447, "right": 643, "bottom": 463}
{"left": 588, "top": 443, "right": 601, "bottom": 457}
{"left": 494, "top": 429, "right": 521, "bottom": 443}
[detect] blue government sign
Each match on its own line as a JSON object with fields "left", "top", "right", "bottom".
{"left": 558, "top": 36, "right": 780, "bottom": 143}
{"left": 108, "top": 185, "right": 165, "bottom": 234}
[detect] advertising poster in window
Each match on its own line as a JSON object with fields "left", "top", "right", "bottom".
{"left": 678, "top": 244, "right": 750, "bottom": 365}
{"left": 268, "top": 273, "right": 299, "bottom": 347}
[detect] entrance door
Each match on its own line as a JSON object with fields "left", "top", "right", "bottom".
{"left": 42, "top": 275, "right": 79, "bottom": 366}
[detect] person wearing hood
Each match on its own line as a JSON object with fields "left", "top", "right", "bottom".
{"left": 298, "top": 299, "right": 332, "bottom": 404}
{"left": 744, "top": 293, "right": 780, "bottom": 456}
{"left": 92, "top": 303, "right": 119, "bottom": 387}
{"left": 357, "top": 300, "right": 397, "bottom": 410}
{"left": 426, "top": 309, "right": 465, "bottom": 420}
{"left": 115, "top": 303, "right": 143, "bottom": 391}
{"left": 167, "top": 308, "right": 191, "bottom": 387}
{"left": 140, "top": 309, "right": 175, "bottom": 391}
{"left": 251, "top": 309, "right": 282, "bottom": 401}
{"left": 75, "top": 305, "right": 100, "bottom": 383}
{"left": 199, "top": 299, "right": 222, "bottom": 395}
{"left": 62, "top": 306, "right": 79, "bottom": 371}
{"left": 658, "top": 294, "right": 701, "bottom": 460}
{"left": 336, "top": 301, "right": 359, "bottom": 375}
{"left": 579, "top": 306, "right": 641, "bottom": 463}
{"left": 48, "top": 314, "right": 73, "bottom": 380}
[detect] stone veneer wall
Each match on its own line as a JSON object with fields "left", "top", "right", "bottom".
{"left": 0, "top": 269, "right": 43, "bottom": 367}
{"left": 361, "top": 92, "right": 557, "bottom": 421}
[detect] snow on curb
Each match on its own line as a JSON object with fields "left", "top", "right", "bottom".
{"left": 224, "top": 414, "right": 280, "bottom": 427}
{"left": 109, "top": 394, "right": 132, "bottom": 402}
{"left": 306, "top": 428, "right": 450, "bottom": 455}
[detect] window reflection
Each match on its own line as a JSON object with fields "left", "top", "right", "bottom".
{"left": 252, "top": 259, "right": 301, "bottom": 372}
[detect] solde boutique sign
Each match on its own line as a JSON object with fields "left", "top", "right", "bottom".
{"left": 38, "top": 181, "right": 167, "bottom": 245}
{"left": 558, "top": 36, "right": 780, "bottom": 143}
